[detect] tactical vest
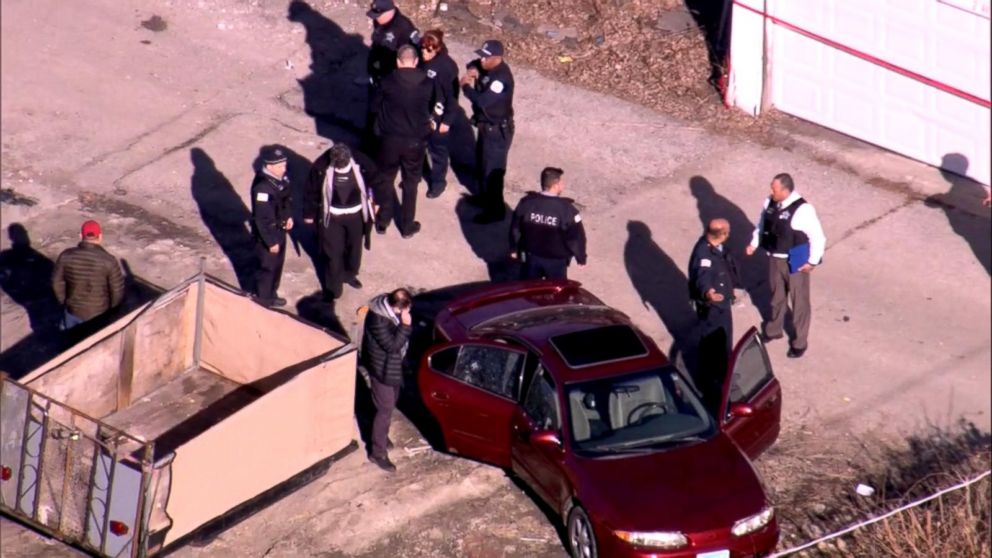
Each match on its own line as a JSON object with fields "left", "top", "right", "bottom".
{"left": 760, "top": 197, "right": 808, "bottom": 253}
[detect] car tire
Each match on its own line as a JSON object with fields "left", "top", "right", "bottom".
{"left": 567, "top": 506, "right": 598, "bottom": 558}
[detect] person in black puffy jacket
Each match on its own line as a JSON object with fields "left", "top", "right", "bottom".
{"left": 361, "top": 288, "right": 412, "bottom": 472}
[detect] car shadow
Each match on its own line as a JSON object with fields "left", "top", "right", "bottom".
{"left": 623, "top": 221, "right": 701, "bottom": 378}
{"left": 454, "top": 196, "right": 518, "bottom": 282}
{"left": 689, "top": 175, "right": 771, "bottom": 321}
{"left": 506, "top": 473, "right": 570, "bottom": 551}
{"left": 924, "top": 153, "right": 991, "bottom": 275}
{"left": 190, "top": 148, "right": 256, "bottom": 292}
{"left": 288, "top": 0, "right": 370, "bottom": 148}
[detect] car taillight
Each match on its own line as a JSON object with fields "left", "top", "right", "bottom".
{"left": 109, "top": 521, "right": 129, "bottom": 536}
{"left": 1, "top": 466, "right": 11, "bottom": 481}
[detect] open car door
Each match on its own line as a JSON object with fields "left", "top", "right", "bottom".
{"left": 418, "top": 340, "right": 526, "bottom": 467}
{"left": 719, "top": 327, "right": 782, "bottom": 460}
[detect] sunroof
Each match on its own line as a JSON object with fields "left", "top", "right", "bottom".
{"left": 550, "top": 325, "right": 648, "bottom": 368}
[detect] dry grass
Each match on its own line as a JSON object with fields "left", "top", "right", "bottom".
{"left": 759, "top": 421, "right": 991, "bottom": 557}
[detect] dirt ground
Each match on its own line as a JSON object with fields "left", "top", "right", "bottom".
{"left": 1, "top": 0, "right": 990, "bottom": 557}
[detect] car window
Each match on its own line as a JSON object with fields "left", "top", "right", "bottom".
{"left": 429, "top": 346, "right": 458, "bottom": 375}
{"left": 451, "top": 345, "right": 524, "bottom": 399}
{"left": 567, "top": 368, "right": 715, "bottom": 452}
{"left": 523, "top": 368, "right": 560, "bottom": 431}
{"left": 729, "top": 338, "right": 773, "bottom": 404}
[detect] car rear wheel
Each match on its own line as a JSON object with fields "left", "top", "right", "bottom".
{"left": 567, "top": 506, "right": 598, "bottom": 558}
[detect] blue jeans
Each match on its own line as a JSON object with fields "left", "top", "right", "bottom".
{"left": 61, "top": 310, "right": 85, "bottom": 331}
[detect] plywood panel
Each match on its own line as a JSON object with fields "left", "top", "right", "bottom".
{"left": 163, "top": 350, "right": 356, "bottom": 545}
{"left": 130, "top": 288, "right": 197, "bottom": 402}
{"left": 24, "top": 332, "right": 123, "bottom": 419}
{"left": 103, "top": 367, "right": 250, "bottom": 443}
{"left": 200, "top": 283, "right": 343, "bottom": 384}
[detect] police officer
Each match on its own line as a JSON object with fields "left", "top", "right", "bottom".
{"left": 371, "top": 45, "right": 437, "bottom": 238}
{"left": 689, "top": 219, "right": 739, "bottom": 365}
{"left": 509, "top": 167, "right": 586, "bottom": 280}
{"left": 367, "top": 0, "right": 420, "bottom": 85}
{"left": 746, "top": 173, "right": 826, "bottom": 359}
{"left": 419, "top": 29, "right": 459, "bottom": 199}
{"left": 365, "top": 0, "right": 420, "bottom": 152}
{"left": 461, "top": 39, "right": 515, "bottom": 224}
{"left": 251, "top": 146, "right": 293, "bottom": 307}
{"left": 304, "top": 144, "right": 379, "bottom": 301}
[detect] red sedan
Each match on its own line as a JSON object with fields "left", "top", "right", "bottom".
{"left": 418, "top": 280, "right": 781, "bottom": 558}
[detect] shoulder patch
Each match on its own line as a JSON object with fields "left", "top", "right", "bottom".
{"left": 490, "top": 80, "right": 504, "bottom": 94}
{"left": 574, "top": 213, "right": 582, "bottom": 223}
{"left": 700, "top": 258, "right": 712, "bottom": 268}
{"left": 256, "top": 192, "right": 270, "bottom": 202}
{"left": 426, "top": 69, "right": 437, "bottom": 78}
{"left": 410, "top": 30, "right": 420, "bottom": 43}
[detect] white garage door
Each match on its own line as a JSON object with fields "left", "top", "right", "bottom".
{"left": 763, "top": 0, "right": 991, "bottom": 185}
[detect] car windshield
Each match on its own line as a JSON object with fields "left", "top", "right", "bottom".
{"left": 566, "top": 367, "right": 715, "bottom": 453}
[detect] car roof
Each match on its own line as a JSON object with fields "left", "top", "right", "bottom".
{"left": 456, "top": 289, "right": 670, "bottom": 383}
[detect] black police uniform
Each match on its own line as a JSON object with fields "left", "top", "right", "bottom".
{"left": 688, "top": 235, "right": 739, "bottom": 393}
{"left": 371, "top": 67, "right": 437, "bottom": 236}
{"left": 510, "top": 192, "right": 587, "bottom": 280}
{"left": 420, "top": 47, "right": 459, "bottom": 197}
{"left": 363, "top": 5, "right": 420, "bottom": 153}
{"left": 367, "top": 8, "right": 420, "bottom": 85}
{"left": 463, "top": 55, "right": 514, "bottom": 222}
{"left": 251, "top": 166, "right": 292, "bottom": 305}
{"left": 304, "top": 149, "right": 378, "bottom": 299}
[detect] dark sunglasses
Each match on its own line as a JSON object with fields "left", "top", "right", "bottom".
{"left": 422, "top": 45, "right": 438, "bottom": 52}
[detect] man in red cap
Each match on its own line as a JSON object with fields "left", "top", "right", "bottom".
{"left": 52, "top": 220, "right": 125, "bottom": 330}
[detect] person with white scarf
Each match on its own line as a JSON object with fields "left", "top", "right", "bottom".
{"left": 304, "top": 144, "right": 379, "bottom": 301}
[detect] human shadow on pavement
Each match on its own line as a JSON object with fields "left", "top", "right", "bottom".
{"left": 289, "top": 0, "right": 370, "bottom": 148}
{"left": 0, "top": 224, "right": 61, "bottom": 378}
{"left": 924, "top": 154, "right": 991, "bottom": 275}
{"left": 442, "top": 106, "right": 482, "bottom": 196}
{"left": 623, "top": 221, "right": 701, "bottom": 378}
{"left": 0, "top": 224, "right": 59, "bottom": 334}
{"left": 190, "top": 148, "right": 256, "bottom": 291}
{"left": 690, "top": 175, "right": 771, "bottom": 320}
{"left": 454, "top": 196, "right": 518, "bottom": 282}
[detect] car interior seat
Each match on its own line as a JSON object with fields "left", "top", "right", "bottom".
{"left": 608, "top": 375, "right": 667, "bottom": 428}
{"left": 569, "top": 390, "right": 592, "bottom": 442}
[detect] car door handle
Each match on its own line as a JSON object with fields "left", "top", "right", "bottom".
{"left": 431, "top": 391, "right": 449, "bottom": 401}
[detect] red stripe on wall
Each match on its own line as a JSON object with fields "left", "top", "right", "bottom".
{"left": 733, "top": 0, "right": 992, "bottom": 109}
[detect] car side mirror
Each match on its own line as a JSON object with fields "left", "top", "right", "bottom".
{"left": 729, "top": 403, "right": 755, "bottom": 418}
{"left": 530, "top": 430, "right": 562, "bottom": 448}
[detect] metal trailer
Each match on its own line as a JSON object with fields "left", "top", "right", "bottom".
{"left": 1, "top": 272, "right": 358, "bottom": 556}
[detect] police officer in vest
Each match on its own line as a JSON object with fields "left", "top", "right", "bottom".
{"left": 689, "top": 218, "right": 739, "bottom": 400}
{"left": 304, "top": 144, "right": 379, "bottom": 301}
{"left": 461, "top": 39, "right": 515, "bottom": 224}
{"left": 251, "top": 146, "right": 293, "bottom": 307}
{"left": 746, "top": 173, "right": 826, "bottom": 358}
{"left": 510, "top": 167, "right": 587, "bottom": 280}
